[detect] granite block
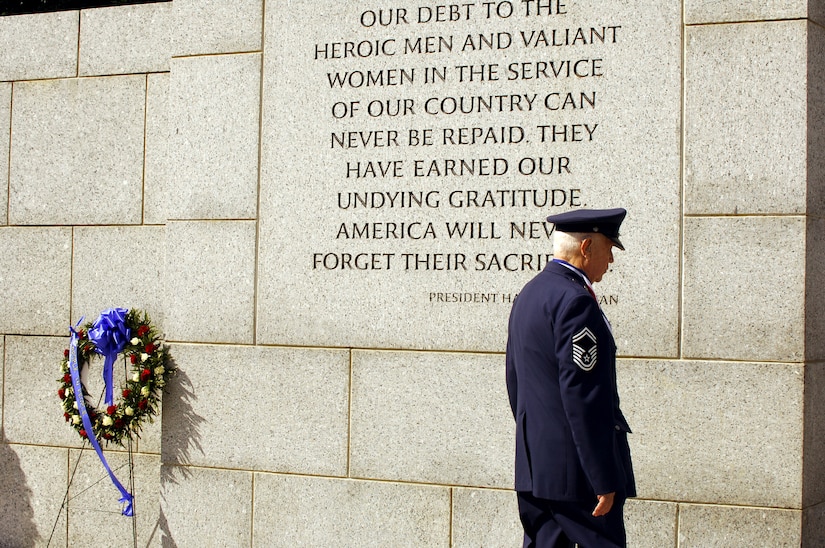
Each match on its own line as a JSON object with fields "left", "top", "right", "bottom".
{"left": 813, "top": 1, "right": 825, "bottom": 26}
{"left": 172, "top": 0, "right": 262, "bottom": 56}
{"left": 809, "top": 24, "right": 825, "bottom": 216}
{"left": 252, "top": 474, "right": 450, "bottom": 547}
{"left": 4, "top": 336, "right": 82, "bottom": 447}
{"left": 164, "top": 221, "right": 256, "bottom": 343}
{"left": 68, "top": 451, "right": 160, "bottom": 546}
{"left": 803, "top": 364, "right": 825, "bottom": 507}
{"left": 451, "top": 488, "right": 521, "bottom": 547}
{"left": 804, "top": 501, "right": 825, "bottom": 548}
{"left": 683, "top": 216, "right": 805, "bottom": 362}
{"left": 0, "top": 11, "right": 78, "bottom": 81}
{"left": 685, "top": 21, "right": 808, "bottom": 215}
{"left": 678, "top": 504, "right": 801, "bottom": 547}
{"left": 624, "top": 499, "right": 678, "bottom": 548}
{"left": 9, "top": 75, "right": 146, "bottom": 225}
{"left": 620, "top": 359, "right": 803, "bottom": 508}
{"left": 161, "top": 344, "right": 349, "bottom": 475}
{"left": 167, "top": 54, "right": 260, "bottom": 220}
{"left": 258, "top": 1, "right": 682, "bottom": 355}
{"left": 79, "top": 2, "right": 172, "bottom": 76}
{"left": 144, "top": 72, "right": 171, "bottom": 225}
{"left": 349, "top": 350, "right": 512, "bottom": 488}
{"left": 0, "top": 82, "right": 10, "bottom": 226}
{"left": 160, "top": 465, "right": 252, "bottom": 547}
{"left": 0, "top": 443, "right": 68, "bottom": 548}
{"left": 72, "top": 226, "right": 166, "bottom": 331}
{"left": 0, "top": 227, "right": 71, "bottom": 336}
{"left": 807, "top": 218, "right": 825, "bottom": 362}
{"left": 686, "top": 0, "right": 808, "bottom": 23}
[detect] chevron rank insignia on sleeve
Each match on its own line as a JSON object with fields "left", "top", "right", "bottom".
{"left": 572, "top": 327, "right": 597, "bottom": 371}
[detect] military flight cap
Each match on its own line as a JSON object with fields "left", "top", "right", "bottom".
{"left": 547, "top": 208, "right": 627, "bottom": 250}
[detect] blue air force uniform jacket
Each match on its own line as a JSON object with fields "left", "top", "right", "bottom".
{"left": 506, "top": 260, "right": 636, "bottom": 501}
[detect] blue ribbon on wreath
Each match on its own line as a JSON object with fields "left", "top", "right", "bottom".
{"left": 87, "top": 307, "right": 131, "bottom": 407}
{"left": 69, "top": 315, "right": 134, "bottom": 517}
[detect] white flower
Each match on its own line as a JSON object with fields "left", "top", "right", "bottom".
{"left": 72, "top": 415, "right": 81, "bottom": 424}
{"left": 125, "top": 407, "right": 134, "bottom": 416}
{"left": 72, "top": 401, "right": 78, "bottom": 410}
{"left": 132, "top": 372, "right": 140, "bottom": 382}
{"left": 154, "top": 366, "right": 165, "bottom": 376}
{"left": 102, "top": 416, "right": 113, "bottom": 426}
{"left": 141, "top": 386, "right": 150, "bottom": 396}
{"left": 140, "top": 353, "right": 149, "bottom": 363}
{"left": 131, "top": 337, "right": 140, "bottom": 345}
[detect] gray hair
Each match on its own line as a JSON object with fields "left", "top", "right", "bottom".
{"left": 553, "top": 231, "right": 589, "bottom": 260}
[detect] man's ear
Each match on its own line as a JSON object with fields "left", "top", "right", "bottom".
{"left": 580, "top": 238, "right": 592, "bottom": 258}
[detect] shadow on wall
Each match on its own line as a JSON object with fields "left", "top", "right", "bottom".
{"left": 0, "top": 428, "right": 39, "bottom": 547}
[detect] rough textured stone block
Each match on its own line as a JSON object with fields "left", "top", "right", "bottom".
{"left": 0, "top": 83, "right": 10, "bottom": 226}
{"left": 258, "top": 1, "right": 682, "bottom": 356}
{"left": 4, "top": 336, "right": 81, "bottom": 447}
{"left": 79, "top": 3, "right": 171, "bottom": 76}
{"left": 161, "top": 344, "right": 349, "bottom": 475}
{"left": 252, "top": 474, "right": 450, "bottom": 547}
{"left": 679, "top": 504, "right": 801, "bottom": 547}
{"left": 0, "top": 443, "right": 68, "bottom": 548}
{"left": 172, "top": 0, "right": 262, "bottom": 56}
{"left": 0, "top": 11, "right": 77, "bottom": 81}
{"left": 9, "top": 76, "right": 146, "bottom": 225}
{"left": 685, "top": 0, "right": 809, "bottom": 23}
{"left": 808, "top": 218, "right": 825, "bottom": 362}
{"left": 804, "top": 364, "right": 825, "bottom": 507}
{"left": 683, "top": 216, "right": 805, "bottom": 362}
{"left": 164, "top": 221, "right": 256, "bottom": 343}
{"left": 168, "top": 54, "right": 260, "bottom": 220}
{"left": 685, "top": 21, "right": 808, "bottom": 215}
{"left": 161, "top": 465, "right": 252, "bottom": 547}
{"left": 144, "top": 73, "right": 171, "bottom": 225}
{"left": 452, "top": 488, "right": 521, "bottom": 547}
{"left": 72, "top": 226, "right": 166, "bottom": 331}
{"left": 624, "top": 499, "right": 678, "bottom": 548}
{"left": 621, "top": 359, "right": 803, "bottom": 508}
{"left": 804, "top": 502, "right": 825, "bottom": 548}
{"left": 68, "top": 451, "right": 160, "bottom": 546}
{"left": 0, "top": 227, "right": 71, "bottom": 336}
{"left": 810, "top": 25, "right": 825, "bottom": 218}
{"left": 350, "top": 351, "right": 512, "bottom": 488}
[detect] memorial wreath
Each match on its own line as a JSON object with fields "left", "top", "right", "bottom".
{"left": 58, "top": 308, "right": 174, "bottom": 447}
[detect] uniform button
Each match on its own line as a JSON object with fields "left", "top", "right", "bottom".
{"left": 614, "top": 425, "right": 621, "bottom": 431}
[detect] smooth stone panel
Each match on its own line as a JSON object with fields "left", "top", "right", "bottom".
{"left": 258, "top": 1, "right": 682, "bottom": 356}
{"left": 0, "top": 227, "right": 71, "bottom": 336}
{"left": 685, "top": 21, "right": 808, "bottom": 215}
{"left": 161, "top": 465, "right": 252, "bottom": 548}
{"left": 253, "top": 474, "right": 450, "bottom": 547}
{"left": 451, "top": 488, "right": 521, "bottom": 547}
{"left": 0, "top": 11, "right": 77, "bottom": 81}
{"left": 683, "top": 216, "right": 805, "bottom": 362}
{"left": 679, "top": 504, "right": 801, "bottom": 547}
{"left": 144, "top": 73, "right": 171, "bottom": 225}
{"left": 4, "top": 336, "right": 82, "bottom": 447}
{"left": 686, "top": 0, "right": 807, "bottom": 23}
{"left": 72, "top": 226, "right": 166, "bottom": 330}
{"left": 0, "top": 443, "right": 68, "bottom": 548}
{"left": 350, "top": 351, "right": 512, "bottom": 488}
{"left": 168, "top": 54, "right": 260, "bottom": 220}
{"left": 621, "top": 359, "right": 803, "bottom": 508}
{"left": 79, "top": 3, "right": 172, "bottom": 76}
{"left": 68, "top": 451, "right": 160, "bottom": 547}
{"left": 0, "top": 83, "right": 10, "bottom": 225}
{"left": 161, "top": 344, "right": 349, "bottom": 475}
{"left": 164, "top": 221, "right": 256, "bottom": 343}
{"left": 172, "top": 0, "right": 262, "bottom": 56}
{"left": 624, "top": 499, "right": 678, "bottom": 548}
{"left": 9, "top": 76, "right": 145, "bottom": 225}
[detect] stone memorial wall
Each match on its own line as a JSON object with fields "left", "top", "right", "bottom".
{"left": 1, "top": 1, "right": 824, "bottom": 546}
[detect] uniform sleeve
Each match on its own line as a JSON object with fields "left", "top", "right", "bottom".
{"left": 555, "top": 294, "right": 620, "bottom": 496}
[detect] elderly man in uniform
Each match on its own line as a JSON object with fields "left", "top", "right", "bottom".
{"left": 506, "top": 208, "right": 636, "bottom": 548}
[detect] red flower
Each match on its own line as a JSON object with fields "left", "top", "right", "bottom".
{"left": 140, "top": 369, "right": 151, "bottom": 381}
{"left": 64, "top": 348, "right": 69, "bottom": 357}
{"left": 63, "top": 413, "right": 70, "bottom": 422}
{"left": 138, "top": 399, "right": 148, "bottom": 410}
{"left": 145, "top": 343, "right": 155, "bottom": 354}
{"left": 137, "top": 325, "right": 149, "bottom": 337}
{"left": 63, "top": 374, "right": 72, "bottom": 384}
{"left": 79, "top": 429, "right": 87, "bottom": 438}
{"left": 107, "top": 405, "right": 117, "bottom": 415}
{"left": 130, "top": 354, "right": 138, "bottom": 364}
{"left": 122, "top": 389, "right": 131, "bottom": 398}
{"left": 104, "top": 433, "right": 113, "bottom": 440}
{"left": 114, "top": 419, "right": 124, "bottom": 429}
{"left": 77, "top": 330, "right": 85, "bottom": 338}
{"left": 58, "top": 388, "right": 65, "bottom": 399}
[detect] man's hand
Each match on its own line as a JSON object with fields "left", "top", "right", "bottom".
{"left": 592, "top": 492, "right": 615, "bottom": 517}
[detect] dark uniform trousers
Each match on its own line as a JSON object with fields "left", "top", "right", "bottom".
{"left": 517, "top": 491, "right": 627, "bottom": 548}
